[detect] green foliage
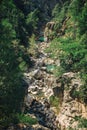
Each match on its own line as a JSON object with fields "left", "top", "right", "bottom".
{"left": 52, "top": 1, "right": 70, "bottom": 37}
{"left": 74, "top": 116, "right": 87, "bottom": 128}
{"left": 0, "top": 113, "right": 19, "bottom": 128}
{"left": 53, "top": 66, "right": 65, "bottom": 77}
{"left": 49, "top": 95, "right": 59, "bottom": 108}
{"left": 48, "top": 37, "right": 87, "bottom": 100}
{"left": 26, "top": 9, "right": 39, "bottom": 35}
{"left": 0, "top": 22, "right": 24, "bottom": 115}
{"left": 19, "top": 61, "right": 28, "bottom": 71}
{"left": 67, "top": 128, "right": 75, "bottom": 130}
{"left": 28, "top": 34, "right": 38, "bottom": 57}
{"left": 26, "top": 9, "right": 39, "bottom": 27}
{"left": 52, "top": 2, "right": 68, "bottom": 22}
{"left": 0, "top": 0, "right": 28, "bottom": 128}
{"left": 47, "top": 0, "right": 87, "bottom": 103}
{"left": 0, "top": 113, "right": 38, "bottom": 128}
{"left": 52, "top": 4, "right": 61, "bottom": 19}
{"left": 45, "top": 38, "right": 60, "bottom": 59}
{"left": 1, "top": 18, "right": 16, "bottom": 41}
{"left": 0, "top": 41, "right": 25, "bottom": 114}
{"left": 78, "top": 2, "right": 87, "bottom": 35}
{"left": 17, "top": 114, "right": 38, "bottom": 125}
{"left": 70, "top": 86, "right": 86, "bottom": 101}
{"left": 78, "top": 118, "right": 87, "bottom": 128}
{"left": 58, "top": 38, "right": 87, "bottom": 72}
{"left": 69, "top": 0, "right": 87, "bottom": 35}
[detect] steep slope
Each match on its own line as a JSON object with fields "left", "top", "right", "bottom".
{"left": 44, "top": 0, "right": 87, "bottom": 129}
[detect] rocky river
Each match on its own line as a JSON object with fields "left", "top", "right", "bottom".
{"left": 7, "top": 41, "right": 87, "bottom": 130}
{"left": 24, "top": 42, "right": 60, "bottom": 130}
{"left": 23, "top": 41, "right": 87, "bottom": 130}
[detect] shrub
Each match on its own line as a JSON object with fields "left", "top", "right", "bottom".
{"left": 17, "top": 114, "right": 38, "bottom": 125}
{"left": 49, "top": 95, "right": 59, "bottom": 108}
{"left": 28, "top": 34, "right": 38, "bottom": 57}
{"left": 53, "top": 66, "right": 65, "bottom": 77}
{"left": 79, "top": 118, "right": 87, "bottom": 128}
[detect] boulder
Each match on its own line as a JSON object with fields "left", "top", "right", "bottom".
{"left": 56, "top": 72, "right": 87, "bottom": 129}
{"left": 25, "top": 94, "right": 34, "bottom": 108}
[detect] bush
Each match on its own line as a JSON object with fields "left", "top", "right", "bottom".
{"left": 79, "top": 118, "right": 87, "bottom": 128}
{"left": 53, "top": 66, "right": 65, "bottom": 77}
{"left": 49, "top": 95, "right": 59, "bottom": 108}
{"left": 28, "top": 34, "right": 38, "bottom": 57}
{"left": 17, "top": 114, "right": 38, "bottom": 125}
{"left": 74, "top": 116, "right": 87, "bottom": 128}
{"left": 26, "top": 9, "right": 39, "bottom": 35}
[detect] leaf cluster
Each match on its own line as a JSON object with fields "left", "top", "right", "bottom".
{"left": 47, "top": 0, "right": 87, "bottom": 103}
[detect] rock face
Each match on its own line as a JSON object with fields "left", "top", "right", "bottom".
{"left": 24, "top": 42, "right": 60, "bottom": 130}
{"left": 44, "top": 17, "right": 70, "bottom": 42}
{"left": 56, "top": 72, "right": 87, "bottom": 130}
{"left": 44, "top": 22, "right": 56, "bottom": 42}
{"left": 26, "top": 98, "right": 58, "bottom": 130}
{"left": 23, "top": 41, "right": 87, "bottom": 130}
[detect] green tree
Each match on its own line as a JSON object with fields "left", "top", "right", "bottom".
{"left": 0, "top": 0, "right": 26, "bottom": 128}
{"left": 26, "top": 9, "right": 39, "bottom": 36}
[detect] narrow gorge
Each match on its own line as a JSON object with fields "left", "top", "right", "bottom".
{"left": 0, "top": 0, "right": 87, "bottom": 130}
{"left": 23, "top": 39, "right": 87, "bottom": 130}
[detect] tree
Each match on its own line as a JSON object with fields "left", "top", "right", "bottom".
{"left": 0, "top": 0, "right": 26, "bottom": 127}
